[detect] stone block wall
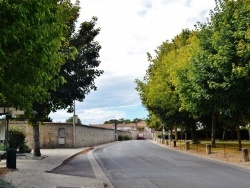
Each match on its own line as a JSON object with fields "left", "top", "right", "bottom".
{"left": 8, "top": 121, "right": 132, "bottom": 148}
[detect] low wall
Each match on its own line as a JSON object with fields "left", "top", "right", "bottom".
{"left": 8, "top": 121, "right": 132, "bottom": 148}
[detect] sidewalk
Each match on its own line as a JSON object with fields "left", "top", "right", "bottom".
{"left": 0, "top": 148, "right": 104, "bottom": 188}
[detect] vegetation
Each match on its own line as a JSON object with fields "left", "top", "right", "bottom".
{"left": 136, "top": 0, "right": 250, "bottom": 149}
{"left": 8, "top": 128, "right": 31, "bottom": 153}
{"left": 0, "top": 0, "right": 73, "bottom": 112}
{"left": 0, "top": 1, "right": 103, "bottom": 156}
{"left": 118, "top": 135, "right": 132, "bottom": 141}
{"left": 66, "top": 116, "right": 82, "bottom": 124}
{"left": 103, "top": 118, "right": 143, "bottom": 124}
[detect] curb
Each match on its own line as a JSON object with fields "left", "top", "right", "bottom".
{"left": 47, "top": 147, "right": 92, "bottom": 173}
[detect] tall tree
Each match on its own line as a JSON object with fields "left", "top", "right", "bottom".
{"left": 136, "top": 29, "right": 197, "bottom": 141}
{"left": 31, "top": 17, "right": 103, "bottom": 156}
{"left": 178, "top": 0, "right": 250, "bottom": 148}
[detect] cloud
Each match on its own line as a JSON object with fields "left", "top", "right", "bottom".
{"left": 51, "top": 0, "right": 216, "bottom": 124}
{"left": 78, "top": 108, "right": 125, "bottom": 125}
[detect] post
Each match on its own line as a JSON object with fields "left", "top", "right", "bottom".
{"left": 162, "top": 126, "right": 165, "bottom": 144}
{"left": 73, "top": 100, "right": 76, "bottom": 147}
{"left": 185, "top": 141, "right": 190, "bottom": 151}
{"left": 242, "top": 148, "right": 249, "bottom": 162}
{"left": 173, "top": 140, "right": 176, "bottom": 147}
{"left": 5, "top": 114, "right": 10, "bottom": 149}
{"left": 206, "top": 144, "right": 211, "bottom": 155}
{"left": 113, "top": 119, "right": 118, "bottom": 141}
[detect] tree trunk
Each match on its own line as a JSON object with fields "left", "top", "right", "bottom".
{"left": 236, "top": 126, "right": 242, "bottom": 151}
{"left": 191, "top": 123, "right": 198, "bottom": 143}
{"left": 174, "top": 125, "right": 178, "bottom": 141}
{"left": 33, "top": 123, "right": 41, "bottom": 156}
{"left": 222, "top": 130, "right": 226, "bottom": 141}
{"left": 248, "top": 126, "right": 250, "bottom": 141}
{"left": 211, "top": 112, "right": 216, "bottom": 146}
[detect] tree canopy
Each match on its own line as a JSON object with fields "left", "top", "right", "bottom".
{"left": 0, "top": 0, "right": 75, "bottom": 112}
{"left": 136, "top": 0, "right": 250, "bottom": 147}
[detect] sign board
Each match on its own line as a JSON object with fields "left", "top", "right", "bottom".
{"left": 151, "top": 128, "right": 155, "bottom": 133}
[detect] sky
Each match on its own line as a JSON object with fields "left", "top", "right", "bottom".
{"left": 50, "top": 0, "right": 216, "bottom": 125}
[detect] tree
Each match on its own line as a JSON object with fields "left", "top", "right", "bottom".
{"left": 178, "top": 0, "right": 250, "bottom": 148}
{"left": 30, "top": 16, "right": 103, "bottom": 156}
{"left": 0, "top": 0, "right": 73, "bottom": 112}
{"left": 136, "top": 29, "right": 197, "bottom": 141}
{"left": 66, "top": 117, "right": 82, "bottom": 124}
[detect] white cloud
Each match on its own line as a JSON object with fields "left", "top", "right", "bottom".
{"left": 78, "top": 108, "right": 125, "bottom": 125}
{"left": 51, "top": 0, "right": 216, "bottom": 124}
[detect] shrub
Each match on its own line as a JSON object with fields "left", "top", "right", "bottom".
{"left": 118, "top": 135, "right": 131, "bottom": 141}
{"left": 0, "top": 143, "right": 6, "bottom": 151}
{"left": 19, "top": 143, "right": 32, "bottom": 153}
{"left": 123, "top": 135, "right": 131, "bottom": 140}
{"left": 118, "top": 135, "right": 124, "bottom": 141}
{"left": 8, "top": 128, "right": 26, "bottom": 150}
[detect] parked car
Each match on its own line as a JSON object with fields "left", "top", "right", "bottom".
{"left": 137, "top": 133, "right": 145, "bottom": 140}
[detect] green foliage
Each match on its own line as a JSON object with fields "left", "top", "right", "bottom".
{"left": 50, "top": 17, "right": 103, "bottom": 112}
{"left": 8, "top": 128, "right": 31, "bottom": 153}
{"left": 136, "top": 0, "right": 250, "bottom": 146}
{"left": 0, "top": 0, "right": 75, "bottom": 112}
{"left": 118, "top": 135, "right": 131, "bottom": 141}
{"left": 103, "top": 118, "right": 143, "bottom": 124}
{"left": 65, "top": 116, "right": 82, "bottom": 124}
{"left": 19, "top": 143, "right": 32, "bottom": 153}
{"left": 135, "top": 29, "right": 197, "bottom": 130}
{"left": 118, "top": 135, "right": 123, "bottom": 141}
{"left": 0, "top": 143, "right": 6, "bottom": 151}
{"left": 8, "top": 128, "right": 26, "bottom": 149}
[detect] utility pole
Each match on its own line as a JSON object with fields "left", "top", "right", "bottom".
{"left": 73, "top": 100, "right": 76, "bottom": 147}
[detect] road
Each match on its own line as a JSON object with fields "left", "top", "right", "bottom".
{"left": 93, "top": 140, "right": 250, "bottom": 188}
{"left": 50, "top": 140, "right": 250, "bottom": 188}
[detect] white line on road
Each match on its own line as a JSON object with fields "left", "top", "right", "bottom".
{"left": 88, "top": 149, "right": 114, "bottom": 188}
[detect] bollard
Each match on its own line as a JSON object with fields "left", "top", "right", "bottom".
{"left": 6, "top": 148, "right": 16, "bottom": 169}
{"left": 242, "top": 148, "right": 249, "bottom": 162}
{"left": 173, "top": 140, "right": 176, "bottom": 147}
{"left": 206, "top": 144, "right": 211, "bottom": 155}
{"left": 185, "top": 141, "right": 190, "bottom": 151}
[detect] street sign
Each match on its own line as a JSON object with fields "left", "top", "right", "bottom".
{"left": 151, "top": 128, "right": 155, "bottom": 133}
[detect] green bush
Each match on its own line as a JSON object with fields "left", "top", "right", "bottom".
{"left": 123, "top": 135, "right": 131, "bottom": 140}
{"left": 19, "top": 143, "right": 32, "bottom": 153}
{"left": 118, "top": 135, "right": 124, "bottom": 141}
{"left": 8, "top": 128, "right": 26, "bottom": 150}
{"left": 0, "top": 143, "right": 6, "bottom": 151}
{"left": 118, "top": 135, "right": 131, "bottom": 141}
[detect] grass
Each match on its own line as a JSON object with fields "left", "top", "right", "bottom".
{"left": 174, "top": 140, "right": 250, "bottom": 160}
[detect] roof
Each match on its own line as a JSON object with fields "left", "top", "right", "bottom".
{"left": 90, "top": 120, "right": 147, "bottom": 130}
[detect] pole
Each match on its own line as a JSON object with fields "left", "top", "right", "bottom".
{"left": 115, "top": 120, "right": 117, "bottom": 141}
{"left": 5, "top": 114, "right": 10, "bottom": 148}
{"left": 73, "top": 100, "right": 76, "bottom": 147}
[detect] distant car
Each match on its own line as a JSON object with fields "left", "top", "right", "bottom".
{"left": 137, "top": 133, "right": 145, "bottom": 140}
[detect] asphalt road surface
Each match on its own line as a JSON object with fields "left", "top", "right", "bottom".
{"left": 93, "top": 140, "right": 250, "bottom": 188}
{"left": 50, "top": 152, "right": 95, "bottom": 178}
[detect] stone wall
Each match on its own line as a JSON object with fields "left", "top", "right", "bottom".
{"left": 8, "top": 121, "right": 132, "bottom": 148}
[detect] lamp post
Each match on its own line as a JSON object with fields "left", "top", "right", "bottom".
{"left": 0, "top": 106, "right": 24, "bottom": 169}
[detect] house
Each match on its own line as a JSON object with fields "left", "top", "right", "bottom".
{"left": 90, "top": 120, "right": 153, "bottom": 140}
